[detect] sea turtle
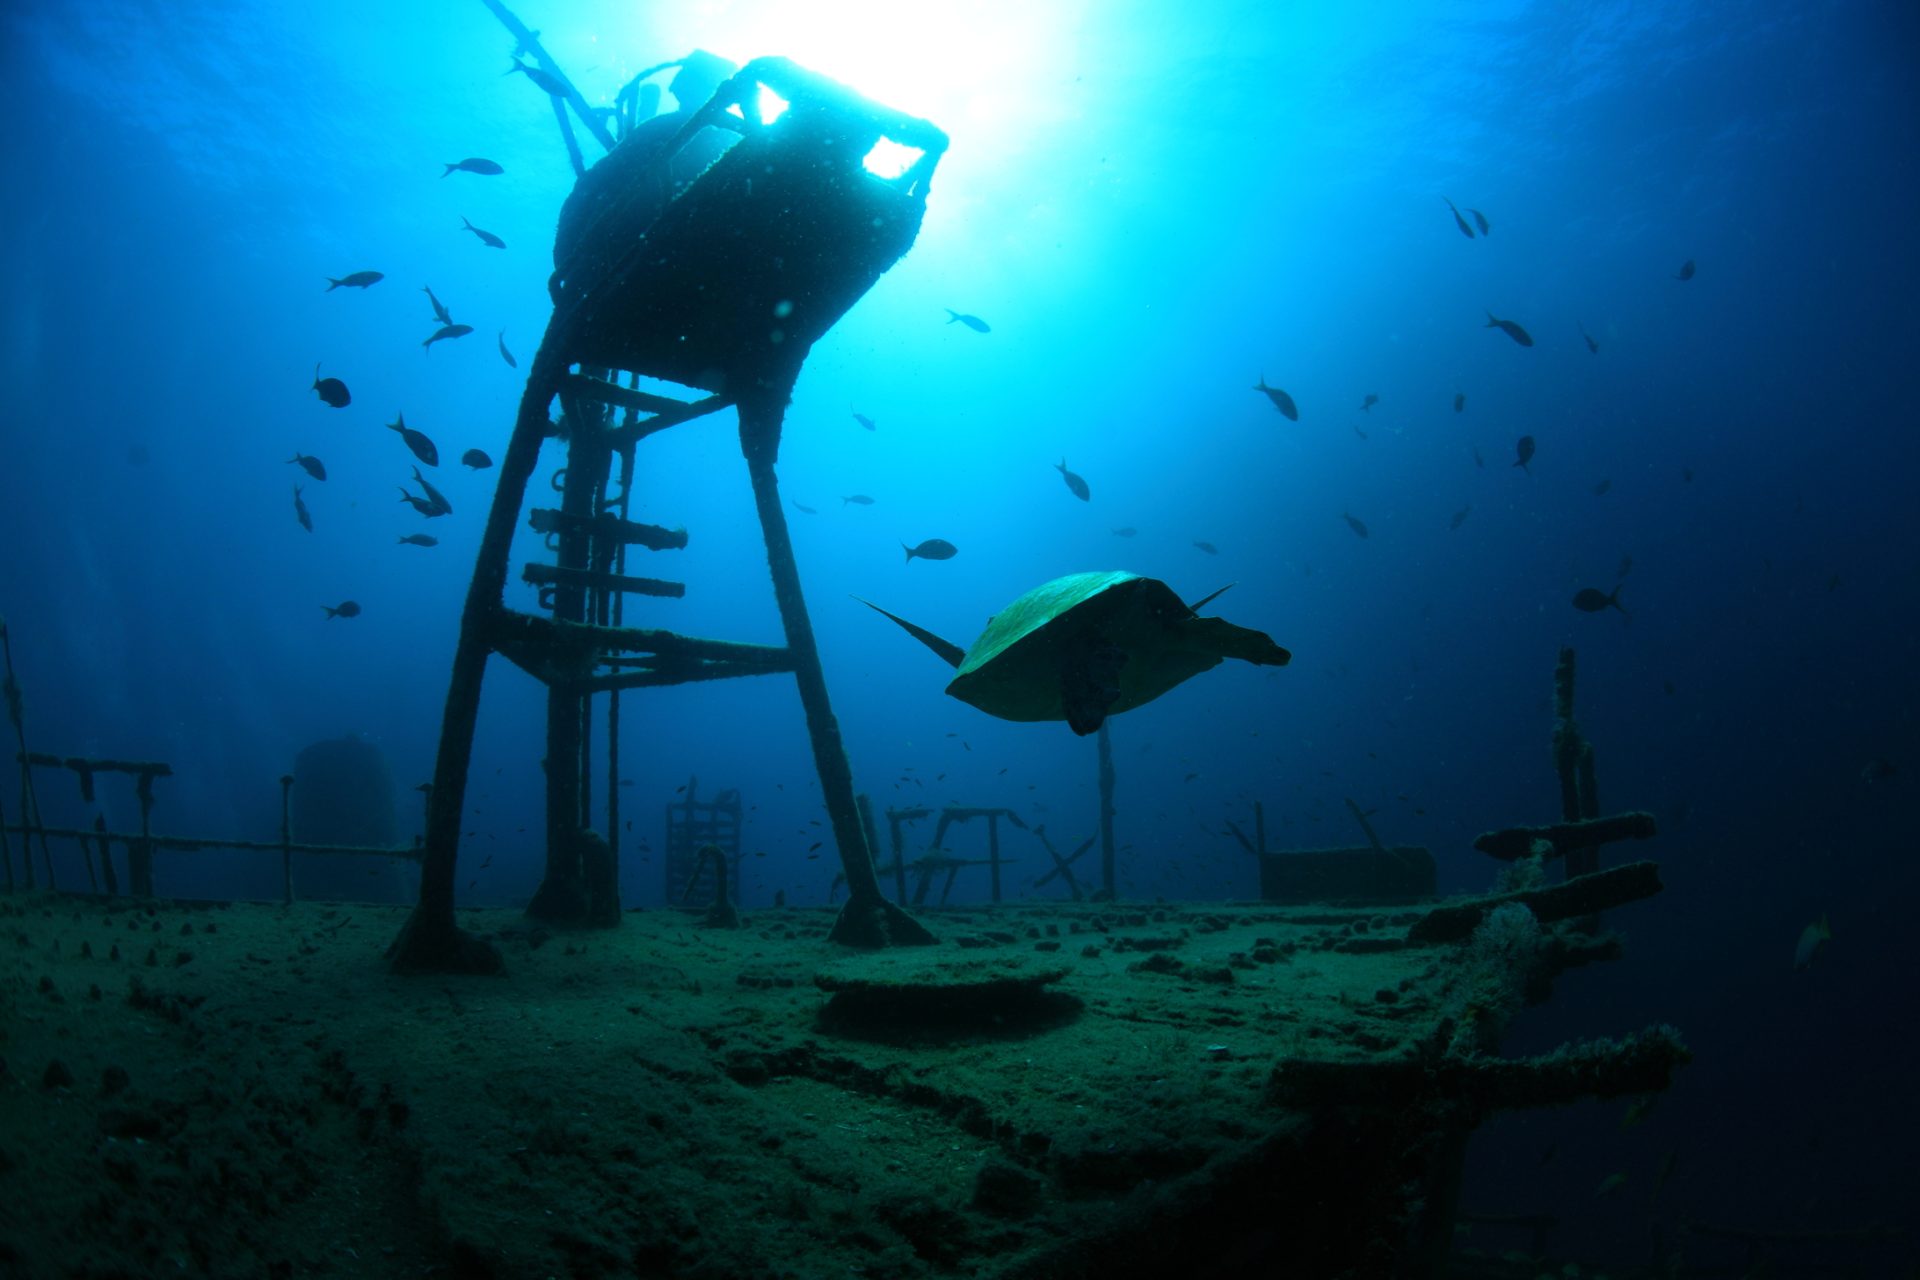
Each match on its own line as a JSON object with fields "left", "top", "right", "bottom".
{"left": 860, "top": 571, "right": 1291, "bottom": 736}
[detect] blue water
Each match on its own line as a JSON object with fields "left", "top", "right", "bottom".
{"left": 3, "top": 0, "right": 1917, "bottom": 1269}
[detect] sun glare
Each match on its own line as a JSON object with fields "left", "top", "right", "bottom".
{"left": 659, "top": 0, "right": 1078, "bottom": 157}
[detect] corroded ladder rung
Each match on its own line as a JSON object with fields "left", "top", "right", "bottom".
{"left": 522, "top": 563, "right": 686, "bottom": 598}
{"left": 528, "top": 508, "right": 688, "bottom": 550}
{"left": 560, "top": 373, "right": 692, "bottom": 416}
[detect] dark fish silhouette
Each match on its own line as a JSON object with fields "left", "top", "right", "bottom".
{"left": 506, "top": 57, "right": 567, "bottom": 97}
{"left": 442, "top": 158, "right": 504, "bottom": 177}
{"left": 904, "top": 538, "right": 958, "bottom": 562}
{"left": 412, "top": 465, "right": 452, "bottom": 515}
{"left": 287, "top": 453, "right": 326, "bottom": 481}
{"left": 1449, "top": 505, "right": 1471, "bottom": 530}
{"left": 497, "top": 330, "right": 516, "bottom": 368}
{"left": 1579, "top": 322, "right": 1599, "bottom": 354}
{"left": 460, "top": 216, "right": 505, "bottom": 249}
{"left": 326, "top": 271, "right": 383, "bottom": 291}
{"left": 1442, "top": 196, "right": 1475, "bottom": 238}
{"left": 1192, "top": 540, "right": 1219, "bottom": 555}
{"left": 944, "top": 309, "right": 990, "bottom": 333}
{"left": 322, "top": 600, "right": 361, "bottom": 619}
{"left": 1514, "top": 435, "right": 1536, "bottom": 474}
{"left": 1112, "top": 526, "right": 1137, "bottom": 538}
{"left": 1342, "top": 511, "right": 1370, "bottom": 539}
{"left": 1485, "top": 312, "right": 1534, "bottom": 346}
{"left": 311, "top": 363, "right": 350, "bottom": 408}
{"left": 1453, "top": 392, "right": 1465, "bottom": 413}
{"left": 1472, "top": 446, "right": 1485, "bottom": 468}
{"left": 387, "top": 413, "right": 439, "bottom": 466}
{"left": 1617, "top": 554, "right": 1633, "bottom": 579}
{"left": 1360, "top": 393, "right": 1378, "bottom": 413}
{"left": 398, "top": 534, "right": 439, "bottom": 547}
{"left": 852, "top": 411, "right": 877, "bottom": 431}
{"left": 424, "top": 323, "right": 474, "bottom": 351}
{"left": 1674, "top": 259, "right": 1696, "bottom": 281}
{"left": 423, "top": 285, "right": 453, "bottom": 326}
{"left": 293, "top": 484, "right": 313, "bottom": 532}
{"left": 399, "top": 487, "right": 441, "bottom": 517}
{"left": 461, "top": 448, "right": 492, "bottom": 470}
{"left": 1253, "top": 376, "right": 1298, "bottom": 420}
{"left": 1056, "top": 458, "right": 1090, "bottom": 501}
{"left": 843, "top": 494, "right": 875, "bottom": 506}
{"left": 1572, "top": 585, "right": 1629, "bottom": 619}
{"left": 1593, "top": 477, "right": 1612, "bottom": 496}
{"left": 790, "top": 499, "right": 818, "bottom": 515}
{"left": 1470, "top": 208, "right": 1490, "bottom": 235}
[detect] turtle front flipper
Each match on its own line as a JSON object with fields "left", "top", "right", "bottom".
{"left": 1182, "top": 616, "right": 1291, "bottom": 667}
{"left": 1061, "top": 641, "right": 1129, "bottom": 736}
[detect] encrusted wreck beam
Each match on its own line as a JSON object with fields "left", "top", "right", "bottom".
{"left": 1472, "top": 811, "right": 1658, "bottom": 861}
{"left": 1270, "top": 1024, "right": 1691, "bottom": 1113}
{"left": 1406, "top": 861, "right": 1664, "bottom": 944}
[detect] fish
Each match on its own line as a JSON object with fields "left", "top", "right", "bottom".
{"left": 944, "top": 309, "right": 991, "bottom": 333}
{"left": 461, "top": 448, "right": 493, "bottom": 470}
{"left": 1192, "top": 540, "right": 1219, "bottom": 555}
{"left": 311, "top": 363, "right": 351, "bottom": 408}
{"left": 1442, "top": 196, "right": 1475, "bottom": 238}
{"left": 1571, "top": 584, "right": 1629, "bottom": 619}
{"left": 1621, "top": 1096, "right": 1658, "bottom": 1128}
{"left": 852, "top": 411, "right": 877, "bottom": 431}
{"left": 1593, "top": 477, "right": 1612, "bottom": 496}
{"left": 1453, "top": 392, "right": 1465, "bottom": 413}
{"left": 1862, "top": 758, "right": 1897, "bottom": 783}
{"left": 387, "top": 412, "right": 439, "bottom": 466}
{"left": 1253, "top": 376, "right": 1299, "bottom": 420}
{"left": 1342, "top": 511, "right": 1369, "bottom": 539}
{"left": 1469, "top": 208, "right": 1490, "bottom": 235}
{"left": 423, "top": 285, "right": 453, "bottom": 327}
{"left": 412, "top": 465, "right": 453, "bottom": 515}
{"left": 325, "top": 271, "right": 384, "bottom": 291}
{"left": 460, "top": 216, "right": 506, "bottom": 249}
{"left": 1675, "top": 259, "right": 1696, "bottom": 281}
{"left": 293, "top": 485, "right": 313, "bottom": 532}
{"left": 1449, "top": 505, "right": 1471, "bottom": 530}
{"left": 287, "top": 453, "right": 326, "bottom": 481}
{"left": 842, "top": 494, "right": 875, "bottom": 506}
{"left": 1595, "top": 1173, "right": 1628, "bottom": 1199}
{"left": 506, "top": 56, "right": 568, "bottom": 97}
{"left": 1681, "top": 467, "right": 1694, "bottom": 483}
{"left": 398, "top": 487, "right": 442, "bottom": 517}
{"left": 1794, "top": 914, "right": 1830, "bottom": 970}
{"left": 1579, "top": 322, "right": 1599, "bottom": 354}
{"left": 442, "top": 158, "right": 504, "bottom": 177}
{"left": 790, "top": 499, "right": 818, "bottom": 515}
{"left": 1352, "top": 425, "right": 1368, "bottom": 440}
{"left": 1472, "top": 446, "right": 1484, "bottom": 468}
{"left": 1617, "top": 554, "right": 1634, "bottom": 578}
{"left": 1485, "top": 312, "right": 1534, "bottom": 346}
{"left": 1056, "top": 458, "right": 1090, "bottom": 501}
{"left": 1112, "top": 527, "right": 1137, "bottom": 537}
{"left": 1514, "top": 435, "right": 1536, "bottom": 473}
{"left": 1359, "top": 393, "right": 1378, "bottom": 413}
{"left": 497, "top": 330, "right": 516, "bottom": 368}
{"left": 424, "top": 323, "right": 475, "bottom": 351}
{"left": 322, "top": 601, "right": 361, "bottom": 619}
{"left": 904, "top": 538, "right": 958, "bottom": 562}
{"left": 398, "top": 534, "right": 439, "bottom": 547}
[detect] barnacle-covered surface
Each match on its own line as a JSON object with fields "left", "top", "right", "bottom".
{"left": 0, "top": 891, "right": 1665, "bottom": 1278}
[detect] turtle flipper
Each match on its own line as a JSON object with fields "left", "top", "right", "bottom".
{"left": 1061, "top": 642, "right": 1128, "bottom": 736}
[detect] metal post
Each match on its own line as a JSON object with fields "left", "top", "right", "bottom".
{"left": 1097, "top": 720, "right": 1116, "bottom": 900}
{"left": 988, "top": 814, "right": 1002, "bottom": 904}
{"left": 130, "top": 772, "right": 155, "bottom": 897}
{"left": 279, "top": 775, "right": 295, "bottom": 906}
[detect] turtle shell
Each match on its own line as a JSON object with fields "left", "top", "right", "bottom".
{"left": 946, "top": 572, "right": 1228, "bottom": 723}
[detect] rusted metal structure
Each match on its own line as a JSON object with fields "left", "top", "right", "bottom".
{"left": 388, "top": 56, "right": 949, "bottom": 972}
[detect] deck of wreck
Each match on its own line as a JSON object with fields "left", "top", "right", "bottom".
{"left": 0, "top": 889, "right": 1682, "bottom": 1278}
